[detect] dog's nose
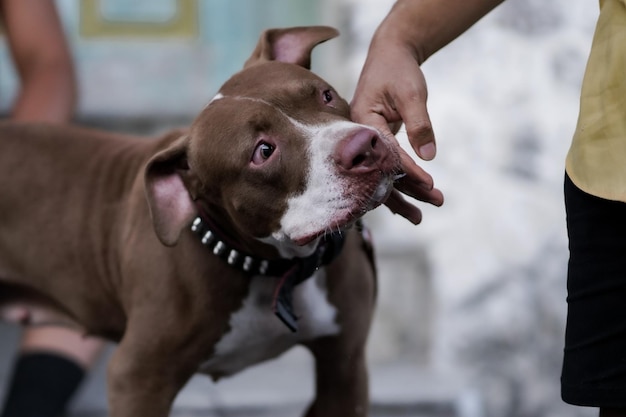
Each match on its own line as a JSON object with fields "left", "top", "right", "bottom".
{"left": 335, "top": 128, "right": 384, "bottom": 172}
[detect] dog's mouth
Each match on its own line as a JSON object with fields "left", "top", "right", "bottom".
{"left": 291, "top": 174, "right": 397, "bottom": 246}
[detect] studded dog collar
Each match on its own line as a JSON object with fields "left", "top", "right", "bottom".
{"left": 190, "top": 215, "right": 346, "bottom": 332}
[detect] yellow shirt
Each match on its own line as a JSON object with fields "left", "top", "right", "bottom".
{"left": 566, "top": 0, "right": 626, "bottom": 202}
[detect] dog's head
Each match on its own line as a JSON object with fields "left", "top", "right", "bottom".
{"left": 145, "top": 26, "right": 401, "bottom": 257}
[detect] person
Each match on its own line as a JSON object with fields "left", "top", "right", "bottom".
{"left": 0, "top": 1, "right": 105, "bottom": 416}
{"left": 351, "top": 0, "right": 626, "bottom": 416}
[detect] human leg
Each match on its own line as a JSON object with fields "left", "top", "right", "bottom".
{"left": 18, "top": 327, "right": 104, "bottom": 368}
{"left": 1, "top": 327, "right": 105, "bottom": 417}
{"left": 561, "top": 174, "right": 626, "bottom": 408}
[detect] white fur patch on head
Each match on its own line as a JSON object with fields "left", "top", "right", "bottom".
{"left": 204, "top": 93, "right": 224, "bottom": 108}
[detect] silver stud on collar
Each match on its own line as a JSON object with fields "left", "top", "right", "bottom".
{"left": 259, "top": 260, "right": 269, "bottom": 275}
{"left": 243, "top": 256, "right": 253, "bottom": 272}
{"left": 227, "top": 249, "right": 240, "bottom": 265}
{"left": 191, "top": 217, "right": 203, "bottom": 232}
{"left": 213, "top": 241, "right": 226, "bottom": 256}
{"left": 201, "top": 230, "right": 215, "bottom": 245}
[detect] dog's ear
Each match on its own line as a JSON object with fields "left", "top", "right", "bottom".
{"left": 244, "top": 26, "right": 339, "bottom": 69}
{"left": 144, "top": 135, "right": 196, "bottom": 246}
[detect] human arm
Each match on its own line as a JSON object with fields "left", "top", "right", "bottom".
{"left": 351, "top": 0, "right": 504, "bottom": 222}
{"left": 1, "top": 0, "right": 77, "bottom": 122}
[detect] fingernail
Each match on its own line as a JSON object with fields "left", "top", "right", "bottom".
{"left": 418, "top": 143, "right": 436, "bottom": 160}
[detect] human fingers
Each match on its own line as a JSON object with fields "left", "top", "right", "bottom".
{"left": 382, "top": 146, "right": 444, "bottom": 224}
{"left": 383, "top": 189, "right": 423, "bottom": 225}
{"left": 394, "top": 147, "right": 444, "bottom": 206}
{"left": 393, "top": 69, "right": 437, "bottom": 161}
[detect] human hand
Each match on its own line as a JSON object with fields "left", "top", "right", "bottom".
{"left": 351, "top": 40, "right": 444, "bottom": 223}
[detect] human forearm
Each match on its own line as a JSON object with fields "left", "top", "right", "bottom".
{"left": 374, "top": 0, "right": 505, "bottom": 64}
{"left": 11, "top": 62, "right": 77, "bottom": 122}
{"left": 2, "top": 0, "right": 77, "bottom": 123}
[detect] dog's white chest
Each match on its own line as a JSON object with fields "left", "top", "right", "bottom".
{"left": 199, "top": 269, "right": 339, "bottom": 378}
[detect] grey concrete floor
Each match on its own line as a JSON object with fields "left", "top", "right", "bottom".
{"left": 0, "top": 323, "right": 480, "bottom": 417}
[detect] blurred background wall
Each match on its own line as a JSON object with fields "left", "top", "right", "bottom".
{"left": 0, "top": 1, "right": 600, "bottom": 416}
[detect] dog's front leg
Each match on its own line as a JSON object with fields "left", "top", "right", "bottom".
{"left": 106, "top": 330, "right": 200, "bottom": 417}
{"left": 304, "top": 337, "right": 369, "bottom": 417}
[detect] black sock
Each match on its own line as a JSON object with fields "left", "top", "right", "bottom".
{"left": 1, "top": 352, "right": 85, "bottom": 417}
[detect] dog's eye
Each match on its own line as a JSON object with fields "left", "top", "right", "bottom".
{"left": 322, "top": 89, "right": 333, "bottom": 104}
{"left": 260, "top": 143, "right": 274, "bottom": 158}
{"left": 252, "top": 142, "right": 275, "bottom": 164}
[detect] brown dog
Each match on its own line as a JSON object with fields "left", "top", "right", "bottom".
{"left": 0, "top": 26, "right": 402, "bottom": 417}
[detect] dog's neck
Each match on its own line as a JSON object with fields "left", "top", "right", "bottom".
{"left": 189, "top": 208, "right": 345, "bottom": 276}
{"left": 191, "top": 214, "right": 301, "bottom": 276}
{"left": 189, "top": 208, "right": 346, "bottom": 332}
